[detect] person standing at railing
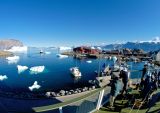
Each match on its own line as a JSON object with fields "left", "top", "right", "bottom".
{"left": 140, "top": 64, "right": 148, "bottom": 90}
{"left": 158, "top": 71, "right": 160, "bottom": 87}
{"left": 109, "top": 74, "right": 121, "bottom": 108}
{"left": 119, "top": 67, "right": 129, "bottom": 95}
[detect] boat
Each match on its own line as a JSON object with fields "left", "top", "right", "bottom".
{"left": 70, "top": 67, "right": 82, "bottom": 77}
{"left": 40, "top": 50, "right": 44, "bottom": 54}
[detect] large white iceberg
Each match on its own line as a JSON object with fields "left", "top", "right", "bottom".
{"left": 59, "top": 46, "right": 72, "bottom": 51}
{"left": 0, "top": 75, "right": 8, "bottom": 81}
{"left": 17, "top": 65, "right": 28, "bottom": 73}
{"left": 30, "top": 66, "right": 45, "bottom": 74}
{"left": 6, "top": 56, "right": 20, "bottom": 64}
{"left": 28, "top": 81, "right": 41, "bottom": 91}
{"left": 5, "top": 46, "right": 28, "bottom": 52}
{"left": 56, "top": 54, "right": 68, "bottom": 58}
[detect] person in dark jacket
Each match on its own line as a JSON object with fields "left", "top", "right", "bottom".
{"left": 109, "top": 75, "right": 121, "bottom": 108}
{"left": 158, "top": 71, "right": 160, "bottom": 87}
{"left": 140, "top": 64, "right": 148, "bottom": 90}
{"left": 119, "top": 67, "right": 129, "bottom": 95}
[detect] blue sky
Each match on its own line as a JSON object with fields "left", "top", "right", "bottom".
{"left": 0, "top": 0, "right": 160, "bottom": 47}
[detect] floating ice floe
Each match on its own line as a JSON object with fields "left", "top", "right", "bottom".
{"left": 6, "top": 56, "right": 20, "bottom": 64}
{"left": 5, "top": 46, "right": 28, "bottom": 53}
{"left": 45, "top": 51, "right": 51, "bottom": 54}
{"left": 17, "top": 65, "right": 28, "bottom": 73}
{"left": 30, "top": 66, "right": 45, "bottom": 74}
{"left": 0, "top": 75, "right": 8, "bottom": 81}
{"left": 28, "top": 81, "right": 41, "bottom": 91}
{"left": 56, "top": 54, "right": 68, "bottom": 58}
{"left": 86, "top": 60, "right": 92, "bottom": 63}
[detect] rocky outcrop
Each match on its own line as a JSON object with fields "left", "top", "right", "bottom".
{"left": 0, "top": 39, "right": 23, "bottom": 50}
{"left": 0, "top": 51, "right": 13, "bottom": 57}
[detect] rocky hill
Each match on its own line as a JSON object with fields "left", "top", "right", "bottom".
{"left": 0, "top": 39, "right": 23, "bottom": 50}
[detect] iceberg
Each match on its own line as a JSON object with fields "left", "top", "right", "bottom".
{"left": 86, "top": 60, "right": 92, "bottom": 63}
{"left": 5, "top": 46, "right": 28, "bottom": 52}
{"left": 0, "top": 75, "right": 8, "bottom": 81}
{"left": 56, "top": 54, "right": 68, "bottom": 58}
{"left": 17, "top": 65, "right": 28, "bottom": 73}
{"left": 59, "top": 46, "right": 72, "bottom": 51}
{"left": 30, "top": 66, "right": 45, "bottom": 74}
{"left": 28, "top": 81, "right": 41, "bottom": 91}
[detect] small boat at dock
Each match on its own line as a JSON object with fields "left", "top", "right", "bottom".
{"left": 70, "top": 67, "right": 82, "bottom": 77}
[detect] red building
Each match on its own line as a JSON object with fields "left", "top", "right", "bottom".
{"left": 73, "top": 46, "right": 100, "bottom": 54}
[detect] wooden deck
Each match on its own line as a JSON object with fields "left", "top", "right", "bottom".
{"left": 95, "top": 89, "right": 160, "bottom": 113}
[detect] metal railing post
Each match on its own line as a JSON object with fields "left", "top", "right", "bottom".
{"left": 59, "top": 107, "right": 63, "bottom": 113}
{"left": 96, "top": 89, "right": 104, "bottom": 110}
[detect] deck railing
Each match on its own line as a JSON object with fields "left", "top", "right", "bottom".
{"left": 33, "top": 86, "right": 109, "bottom": 113}
{"left": 32, "top": 69, "right": 160, "bottom": 113}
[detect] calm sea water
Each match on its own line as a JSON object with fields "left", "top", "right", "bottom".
{"left": 0, "top": 47, "right": 145, "bottom": 92}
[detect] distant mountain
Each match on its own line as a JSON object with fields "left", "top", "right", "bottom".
{"left": 103, "top": 37, "right": 160, "bottom": 52}
{"left": 0, "top": 39, "right": 23, "bottom": 50}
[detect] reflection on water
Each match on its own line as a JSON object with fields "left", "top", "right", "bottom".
{"left": 7, "top": 59, "right": 19, "bottom": 64}
{"left": 0, "top": 47, "right": 145, "bottom": 92}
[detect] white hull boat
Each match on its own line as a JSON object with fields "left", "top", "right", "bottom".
{"left": 70, "top": 67, "right": 82, "bottom": 77}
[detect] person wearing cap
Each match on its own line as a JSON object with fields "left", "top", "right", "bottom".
{"left": 119, "top": 67, "right": 129, "bottom": 95}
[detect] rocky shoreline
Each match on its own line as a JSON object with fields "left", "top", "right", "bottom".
{"left": 0, "top": 85, "right": 97, "bottom": 100}
{"left": 0, "top": 51, "right": 13, "bottom": 57}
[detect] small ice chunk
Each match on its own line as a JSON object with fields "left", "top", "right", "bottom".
{"left": 56, "top": 54, "right": 68, "bottom": 58}
{"left": 86, "top": 60, "right": 92, "bottom": 63}
{"left": 29, "top": 81, "right": 41, "bottom": 91}
{"left": 45, "top": 51, "right": 51, "bottom": 54}
{"left": 17, "top": 65, "right": 28, "bottom": 73}
{"left": 0, "top": 75, "right": 8, "bottom": 81}
{"left": 30, "top": 66, "right": 45, "bottom": 74}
